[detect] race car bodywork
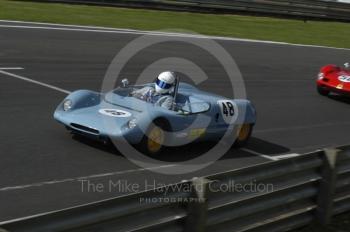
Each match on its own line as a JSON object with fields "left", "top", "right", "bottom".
{"left": 54, "top": 81, "right": 256, "bottom": 155}
{"left": 317, "top": 63, "right": 350, "bottom": 97}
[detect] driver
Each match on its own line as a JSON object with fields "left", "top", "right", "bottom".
{"left": 131, "top": 71, "right": 176, "bottom": 110}
{"left": 345, "top": 62, "right": 350, "bottom": 70}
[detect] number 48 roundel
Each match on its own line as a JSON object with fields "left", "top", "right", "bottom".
{"left": 217, "top": 100, "right": 238, "bottom": 124}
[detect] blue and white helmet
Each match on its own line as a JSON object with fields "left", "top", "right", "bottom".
{"left": 155, "top": 71, "right": 176, "bottom": 94}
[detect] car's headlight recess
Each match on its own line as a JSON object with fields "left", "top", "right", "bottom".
{"left": 63, "top": 99, "right": 72, "bottom": 111}
{"left": 318, "top": 72, "right": 325, "bottom": 80}
{"left": 128, "top": 118, "right": 137, "bottom": 129}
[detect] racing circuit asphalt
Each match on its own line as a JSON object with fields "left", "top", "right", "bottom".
{"left": 1, "top": 20, "right": 350, "bottom": 222}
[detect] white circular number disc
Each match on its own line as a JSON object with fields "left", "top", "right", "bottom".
{"left": 338, "top": 75, "right": 350, "bottom": 83}
{"left": 217, "top": 100, "right": 238, "bottom": 124}
{"left": 99, "top": 109, "right": 131, "bottom": 118}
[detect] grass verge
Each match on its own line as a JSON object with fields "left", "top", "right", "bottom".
{"left": 0, "top": 0, "right": 350, "bottom": 48}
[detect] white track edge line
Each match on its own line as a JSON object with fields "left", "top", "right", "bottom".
{"left": 0, "top": 67, "right": 24, "bottom": 70}
{"left": 0, "top": 164, "right": 177, "bottom": 192}
{"left": 0, "top": 70, "right": 71, "bottom": 94}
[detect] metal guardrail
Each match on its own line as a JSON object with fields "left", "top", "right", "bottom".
{"left": 21, "top": 0, "right": 350, "bottom": 21}
{"left": 1, "top": 146, "right": 350, "bottom": 232}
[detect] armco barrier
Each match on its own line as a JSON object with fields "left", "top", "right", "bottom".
{"left": 19, "top": 0, "right": 350, "bottom": 21}
{"left": 1, "top": 147, "right": 350, "bottom": 231}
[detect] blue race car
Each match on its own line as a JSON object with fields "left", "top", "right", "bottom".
{"left": 54, "top": 78, "right": 256, "bottom": 155}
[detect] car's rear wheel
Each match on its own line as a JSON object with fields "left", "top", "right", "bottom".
{"left": 317, "top": 86, "right": 330, "bottom": 96}
{"left": 234, "top": 123, "right": 253, "bottom": 147}
{"left": 140, "top": 120, "right": 169, "bottom": 156}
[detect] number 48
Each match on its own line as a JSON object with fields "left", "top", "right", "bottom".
{"left": 222, "top": 102, "right": 234, "bottom": 116}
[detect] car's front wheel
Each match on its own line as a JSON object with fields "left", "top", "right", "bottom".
{"left": 139, "top": 120, "right": 169, "bottom": 156}
{"left": 317, "top": 86, "right": 330, "bottom": 96}
{"left": 234, "top": 123, "right": 253, "bottom": 147}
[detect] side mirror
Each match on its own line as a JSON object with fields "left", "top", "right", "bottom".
{"left": 121, "top": 78, "right": 129, "bottom": 88}
{"left": 344, "top": 63, "right": 350, "bottom": 69}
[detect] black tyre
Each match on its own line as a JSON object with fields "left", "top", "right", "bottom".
{"left": 139, "top": 119, "right": 169, "bottom": 156}
{"left": 317, "top": 86, "right": 330, "bottom": 96}
{"left": 234, "top": 124, "right": 253, "bottom": 148}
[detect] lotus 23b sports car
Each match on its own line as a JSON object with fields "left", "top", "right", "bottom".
{"left": 54, "top": 78, "right": 256, "bottom": 155}
{"left": 317, "top": 63, "right": 350, "bottom": 97}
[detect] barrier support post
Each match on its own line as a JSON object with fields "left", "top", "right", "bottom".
{"left": 316, "top": 148, "right": 339, "bottom": 225}
{"left": 185, "top": 177, "right": 209, "bottom": 232}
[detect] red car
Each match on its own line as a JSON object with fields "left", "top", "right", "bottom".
{"left": 317, "top": 63, "right": 350, "bottom": 96}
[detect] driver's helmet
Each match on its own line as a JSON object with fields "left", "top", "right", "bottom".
{"left": 155, "top": 71, "right": 176, "bottom": 94}
{"left": 345, "top": 62, "right": 350, "bottom": 70}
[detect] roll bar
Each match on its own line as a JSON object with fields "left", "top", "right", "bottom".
{"left": 172, "top": 75, "right": 179, "bottom": 111}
